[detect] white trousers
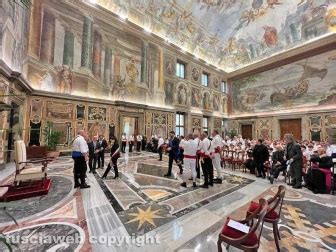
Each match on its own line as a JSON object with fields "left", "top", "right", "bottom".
{"left": 213, "top": 153, "right": 222, "bottom": 179}
{"left": 183, "top": 158, "right": 197, "bottom": 182}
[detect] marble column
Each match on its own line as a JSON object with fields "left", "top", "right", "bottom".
{"left": 40, "top": 9, "right": 55, "bottom": 64}
{"left": 158, "top": 47, "right": 164, "bottom": 90}
{"left": 92, "top": 30, "right": 102, "bottom": 79}
{"left": 81, "top": 16, "right": 93, "bottom": 69}
{"left": 104, "top": 47, "right": 112, "bottom": 85}
{"left": 63, "top": 30, "right": 74, "bottom": 68}
{"left": 28, "top": 0, "right": 43, "bottom": 57}
{"left": 141, "top": 41, "right": 148, "bottom": 83}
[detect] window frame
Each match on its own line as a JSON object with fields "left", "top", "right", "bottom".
{"left": 202, "top": 116, "right": 208, "bottom": 133}
{"left": 201, "top": 72, "right": 209, "bottom": 87}
{"left": 176, "top": 61, "right": 186, "bottom": 79}
{"left": 175, "top": 112, "right": 185, "bottom": 137}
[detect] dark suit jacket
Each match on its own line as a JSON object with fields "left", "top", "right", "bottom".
{"left": 272, "top": 150, "right": 285, "bottom": 163}
{"left": 99, "top": 139, "right": 108, "bottom": 150}
{"left": 285, "top": 142, "right": 303, "bottom": 170}
{"left": 88, "top": 141, "right": 101, "bottom": 157}
{"left": 310, "top": 155, "right": 333, "bottom": 169}
{"left": 168, "top": 137, "right": 180, "bottom": 158}
{"left": 253, "top": 144, "right": 269, "bottom": 163}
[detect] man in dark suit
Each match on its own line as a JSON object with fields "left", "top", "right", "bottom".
{"left": 164, "top": 131, "right": 183, "bottom": 177}
{"left": 87, "top": 136, "right": 100, "bottom": 173}
{"left": 253, "top": 139, "right": 269, "bottom": 178}
{"left": 284, "top": 133, "right": 303, "bottom": 189}
{"left": 269, "top": 145, "right": 286, "bottom": 184}
{"left": 98, "top": 135, "right": 108, "bottom": 169}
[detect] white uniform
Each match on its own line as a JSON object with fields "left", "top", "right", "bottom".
{"left": 182, "top": 139, "right": 198, "bottom": 182}
{"left": 212, "top": 134, "right": 223, "bottom": 179}
{"left": 158, "top": 137, "right": 164, "bottom": 148}
{"left": 136, "top": 135, "right": 142, "bottom": 142}
{"left": 72, "top": 135, "right": 88, "bottom": 154}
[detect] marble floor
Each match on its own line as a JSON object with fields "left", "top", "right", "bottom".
{"left": 0, "top": 152, "right": 335, "bottom": 251}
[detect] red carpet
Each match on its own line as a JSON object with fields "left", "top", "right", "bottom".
{"left": 0, "top": 179, "right": 52, "bottom": 202}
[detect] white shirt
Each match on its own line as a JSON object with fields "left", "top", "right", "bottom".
{"left": 200, "top": 138, "right": 211, "bottom": 156}
{"left": 136, "top": 135, "right": 142, "bottom": 141}
{"left": 158, "top": 137, "right": 164, "bottom": 148}
{"left": 179, "top": 139, "right": 186, "bottom": 148}
{"left": 122, "top": 135, "right": 127, "bottom": 142}
{"left": 129, "top": 135, "right": 134, "bottom": 141}
{"left": 72, "top": 135, "right": 88, "bottom": 153}
{"left": 183, "top": 139, "right": 198, "bottom": 157}
{"left": 194, "top": 137, "right": 202, "bottom": 151}
{"left": 212, "top": 134, "right": 223, "bottom": 153}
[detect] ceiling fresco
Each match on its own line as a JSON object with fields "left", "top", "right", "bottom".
{"left": 93, "top": 0, "right": 336, "bottom": 72}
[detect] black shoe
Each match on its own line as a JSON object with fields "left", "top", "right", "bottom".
{"left": 193, "top": 182, "right": 197, "bottom": 187}
{"left": 80, "top": 184, "right": 91, "bottom": 189}
{"left": 179, "top": 169, "right": 183, "bottom": 175}
{"left": 270, "top": 176, "right": 274, "bottom": 184}
{"left": 262, "top": 175, "right": 266, "bottom": 179}
{"left": 209, "top": 183, "right": 214, "bottom": 186}
{"left": 180, "top": 182, "right": 187, "bottom": 187}
{"left": 293, "top": 185, "right": 302, "bottom": 189}
{"left": 188, "top": 178, "right": 193, "bottom": 180}
{"left": 164, "top": 173, "right": 171, "bottom": 177}
{"left": 214, "top": 178, "right": 222, "bottom": 184}
{"left": 200, "top": 184, "right": 208, "bottom": 188}
{"left": 256, "top": 175, "right": 262, "bottom": 178}
{"left": 74, "top": 183, "right": 80, "bottom": 188}
{"left": 89, "top": 170, "right": 92, "bottom": 173}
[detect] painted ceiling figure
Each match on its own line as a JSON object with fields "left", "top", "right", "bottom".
{"left": 266, "top": 0, "right": 282, "bottom": 9}
{"left": 263, "top": 25, "right": 278, "bottom": 47}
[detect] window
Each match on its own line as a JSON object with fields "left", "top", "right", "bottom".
{"left": 202, "top": 72, "right": 209, "bottom": 87}
{"left": 221, "top": 81, "right": 228, "bottom": 93}
{"left": 176, "top": 113, "right": 185, "bottom": 137}
{"left": 202, "top": 116, "right": 208, "bottom": 134}
{"left": 176, "top": 61, "right": 186, "bottom": 79}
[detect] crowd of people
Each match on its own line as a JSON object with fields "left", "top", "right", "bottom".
{"left": 71, "top": 130, "right": 335, "bottom": 194}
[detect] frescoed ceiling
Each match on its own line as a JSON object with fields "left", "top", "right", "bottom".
{"left": 92, "top": 0, "right": 336, "bottom": 73}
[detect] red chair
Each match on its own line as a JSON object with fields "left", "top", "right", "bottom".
{"left": 218, "top": 198, "right": 268, "bottom": 252}
{"left": 232, "top": 151, "right": 245, "bottom": 171}
{"left": 222, "top": 149, "right": 234, "bottom": 169}
{"left": 246, "top": 185, "right": 286, "bottom": 252}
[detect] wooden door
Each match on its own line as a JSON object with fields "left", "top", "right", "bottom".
{"left": 241, "top": 125, "right": 253, "bottom": 140}
{"left": 279, "top": 119, "right": 302, "bottom": 141}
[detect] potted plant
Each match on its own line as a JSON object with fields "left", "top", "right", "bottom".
{"left": 42, "top": 121, "right": 63, "bottom": 158}
{"left": 229, "top": 129, "right": 237, "bottom": 139}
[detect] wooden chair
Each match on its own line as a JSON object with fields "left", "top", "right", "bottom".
{"left": 14, "top": 140, "right": 50, "bottom": 186}
{"left": 232, "top": 151, "right": 245, "bottom": 171}
{"left": 246, "top": 185, "right": 286, "bottom": 252}
{"left": 218, "top": 198, "right": 268, "bottom": 252}
{"left": 222, "top": 149, "right": 233, "bottom": 169}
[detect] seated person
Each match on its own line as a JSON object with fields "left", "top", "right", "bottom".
{"left": 307, "top": 147, "right": 333, "bottom": 194}
{"left": 269, "top": 145, "right": 286, "bottom": 184}
{"left": 244, "top": 147, "right": 256, "bottom": 174}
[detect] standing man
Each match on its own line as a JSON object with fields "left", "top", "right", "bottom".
{"left": 98, "top": 135, "right": 108, "bottom": 169}
{"left": 72, "top": 130, "right": 90, "bottom": 189}
{"left": 121, "top": 133, "right": 127, "bottom": 153}
{"left": 136, "top": 134, "right": 142, "bottom": 151}
{"left": 128, "top": 134, "right": 134, "bottom": 153}
{"left": 284, "top": 133, "right": 303, "bottom": 189}
{"left": 200, "top": 131, "right": 213, "bottom": 188}
{"left": 178, "top": 136, "right": 185, "bottom": 165}
{"left": 211, "top": 130, "right": 223, "bottom": 184}
{"left": 158, "top": 135, "right": 164, "bottom": 161}
{"left": 253, "top": 139, "right": 269, "bottom": 179}
{"left": 180, "top": 133, "right": 198, "bottom": 188}
{"left": 87, "top": 136, "right": 100, "bottom": 173}
{"left": 194, "top": 132, "right": 201, "bottom": 179}
{"left": 164, "top": 131, "right": 183, "bottom": 177}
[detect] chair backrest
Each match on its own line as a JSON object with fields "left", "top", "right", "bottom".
{"left": 14, "top": 140, "right": 27, "bottom": 171}
{"left": 237, "top": 151, "right": 245, "bottom": 161}
{"left": 268, "top": 185, "right": 286, "bottom": 216}
{"left": 249, "top": 198, "right": 268, "bottom": 247}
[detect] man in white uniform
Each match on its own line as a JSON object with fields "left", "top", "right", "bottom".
{"left": 121, "top": 133, "right": 127, "bottom": 153}
{"left": 136, "top": 134, "right": 142, "bottom": 151}
{"left": 211, "top": 130, "right": 223, "bottom": 184}
{"left": 180, "top": 133, "right": 198, "bottom": 188}
{"left": 194, "top": 133, "right": 202, "bottom": 179}
{"left": 72, "top": 130, "right": 90, "bottom": 189}
{"left": 128, "top": 134, "right": 135, "bottom": 152}
{"left": 158, "top": 135, "right": 165, "bottom": 161}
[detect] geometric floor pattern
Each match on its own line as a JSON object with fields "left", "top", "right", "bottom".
{"left": 1, "top": 152, "right": 335, "bottom": 251}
